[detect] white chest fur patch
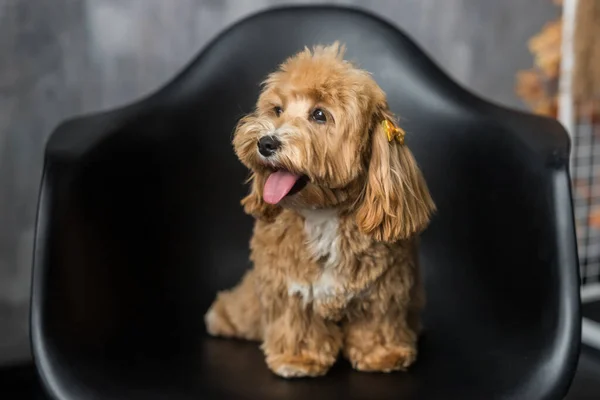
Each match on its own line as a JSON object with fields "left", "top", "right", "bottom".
{"left": 300, "top": 209, "right": 340, "bottom": 268}
{"left": 287, "top": 209, "right": 344, "bottom": 305}
{"left": 312, "top": 269, "right": 344, "bottom": 300}
{"left": 287, "top": 270, "right": 345, "bottom": 305}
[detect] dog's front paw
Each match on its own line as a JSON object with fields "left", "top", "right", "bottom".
{"left": 345, "top": 343, "right": 417, "bottom": 373}
{"left": 266, "top": 352, "right": 335, "bottom": 378}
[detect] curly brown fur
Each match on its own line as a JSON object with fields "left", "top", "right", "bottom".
{"left": 205, "top": 42, "right": 435, "bottom": 378}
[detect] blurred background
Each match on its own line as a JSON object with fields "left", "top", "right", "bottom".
{"left": 0, "top": 0, "right": 586, "bottom": 381}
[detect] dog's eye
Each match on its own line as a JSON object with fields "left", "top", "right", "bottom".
{"left": 273, "top": 106, "right": 283, "bottom": 117}
{"left": 311, "top": 108, "right": 327, "bottom": 123}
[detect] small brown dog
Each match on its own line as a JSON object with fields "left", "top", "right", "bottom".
{"left": 205, "top": 42, "right": 435, "bottom": 378}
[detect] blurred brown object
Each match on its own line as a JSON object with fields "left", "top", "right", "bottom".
{"left": 529, "top": 20, "right": 562, "bottom": 79}
{"left": 516, "top": 0, "right": 600, "bottom": 120}
{"left": 516, "top": 69, "right": 557, "bottom": 116}
{"left": 515, "top": 14, "right": 561, "bottom": 118}
{"left": 590, "top": 208, "right": 600, "bottom": 228}
{"left": 573, "top": 0, "right": 600, "bottom": 103}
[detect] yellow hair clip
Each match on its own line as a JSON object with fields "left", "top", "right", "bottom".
{"left": 382, "top": 119, "right": 406, "bottom": 145}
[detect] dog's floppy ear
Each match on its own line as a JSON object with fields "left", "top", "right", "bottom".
{"left": 241, "top": 173, "right": 282, "bottom": 222}
{"left": 355, "top": 107, "right": 435, "bottom": 242}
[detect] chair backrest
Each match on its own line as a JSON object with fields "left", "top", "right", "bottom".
{"left": 33, "top": 5, "right": 580, "bottom": 400}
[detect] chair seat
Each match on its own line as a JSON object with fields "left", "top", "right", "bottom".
{"left": 27, "top": 333, "right": 560, "bottom": 400}
{"left": 31, "top": 5, "right": 580, "bottom": 400}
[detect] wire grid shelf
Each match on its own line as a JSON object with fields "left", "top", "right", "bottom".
{"left": 571, "top": 102, "right": 600, "bottom": 286}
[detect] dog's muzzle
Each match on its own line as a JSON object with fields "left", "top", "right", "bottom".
{"left": 257, "top": 135, "right": 281, "bottom": 157}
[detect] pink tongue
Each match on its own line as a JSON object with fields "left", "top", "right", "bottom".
{"left": 263, "top": 171, "right": 301, "bottom": 204}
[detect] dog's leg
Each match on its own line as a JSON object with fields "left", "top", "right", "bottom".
{"left": 261, "top": 294, "right": 342, "bottom": 378}
{"left": 342, "top": 262, "right": 422, "bottom": 375}
{"left": 342, "top": 301, "right": 418, "bottom": 373}
{"left": 204, "top": 270, "right": 263, "bottom": 341}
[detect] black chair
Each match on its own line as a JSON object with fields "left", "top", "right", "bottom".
{"left": 31, "top": 5, "right": 581, "bottom": 400}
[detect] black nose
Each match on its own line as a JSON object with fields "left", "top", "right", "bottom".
{"left": 257, "top": 135, "right": 281, "bottom": 157}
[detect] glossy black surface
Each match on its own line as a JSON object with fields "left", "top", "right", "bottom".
{"left": 31, "top": 5, "right": 581, "bottom": 400}
{"left": 583, "top": 300, "right": 600, "bottom": 322}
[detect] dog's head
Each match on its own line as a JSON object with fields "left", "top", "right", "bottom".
{"left": 233, "top": 42, "right": 435, "bottom": 241}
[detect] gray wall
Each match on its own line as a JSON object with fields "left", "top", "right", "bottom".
{"left": 0, "top": 0, "right": 559, "bottom": 365}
